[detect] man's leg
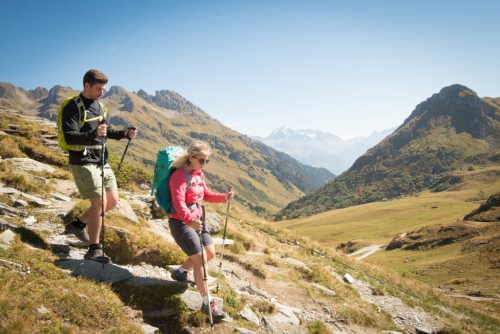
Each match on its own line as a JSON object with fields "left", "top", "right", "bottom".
{"left": 83, "top": 196, "right": 106, "bottom": 244}
{"left": 66, "top": 164, "right": 117, "bottom": 263}
{"left": 81, "top": 194, "right": 109, "bottom": 262}
{"left": 105, "top": 189, "right": 119, "bottom": 212}
{"left": 78, "top": 190, "right": 118, "bottom": 244}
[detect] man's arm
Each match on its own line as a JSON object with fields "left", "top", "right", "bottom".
{"left": 107, "top": 125, "right": 138, "bottom": 141}
{"left": 62, "top": 100, "right": 99, "bottom": 145}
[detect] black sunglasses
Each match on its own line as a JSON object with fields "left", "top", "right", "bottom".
{"left": 193, "top": 156, "right": 210, "bottom": 165}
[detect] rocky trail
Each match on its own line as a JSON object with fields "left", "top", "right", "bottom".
{"left": 0, "top": 167, "right": 444, "bottom": 334}
{"left": 0, "top": 115, "right": 446, "bottom": 333}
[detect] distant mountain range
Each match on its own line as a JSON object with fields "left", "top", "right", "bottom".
{"left": 252, "top": 126, "right": 396, "bottom": 175}
{"left": 276, "top": 84, "right": 500, "bottom": 220}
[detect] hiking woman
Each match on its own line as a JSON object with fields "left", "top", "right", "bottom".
{"left": 168, "top": 140, "right": 234, "bottom": 321}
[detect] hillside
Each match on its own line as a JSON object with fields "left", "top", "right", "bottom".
{"left": 0, "top": 82, "right": 334, "bottom": 216}
{"left": 1, "top": 111, "right": 499, "bottom": 333}
{"left": 277, "top": 168, "right": 500, "bottom": 322}
{"left": 276, "top": 84, "right": 500, "bottom": 220}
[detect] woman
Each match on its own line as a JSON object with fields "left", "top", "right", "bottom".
{"left": 168, "top": 140, "right": 234, "bottom": 321}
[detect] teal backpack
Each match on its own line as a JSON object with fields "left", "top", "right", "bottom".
{"left": 151, "top": 146, "right": 192, "bottom": 213}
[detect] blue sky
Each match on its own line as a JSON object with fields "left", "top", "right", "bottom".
{"left": 2, "top": 1, "right": 499, "bottom": 139}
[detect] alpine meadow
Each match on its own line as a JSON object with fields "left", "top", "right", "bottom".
{"left": 0, "top": 81, "right": 499, "bottom": 333}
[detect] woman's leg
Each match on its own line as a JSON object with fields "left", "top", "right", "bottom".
{"left": 187, "top": 244, "right": 215, "bottom": 294}
{"left": 189, "top": 252, "right": 206, "bottom": 296}
{"left": 180, "top": 234, "right": 215, "bottom": 270}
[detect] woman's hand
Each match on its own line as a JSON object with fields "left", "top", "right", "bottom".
{"left": 224, "top": 191, "right": 234, "bottom": 202}
{"left": 190, "top": 219, "right": 203, "bottom": 231}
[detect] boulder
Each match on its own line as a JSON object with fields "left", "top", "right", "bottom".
{"left": 205, "top": 211, "right": 222, "bottom": 234}
{"left": 5, "top": 157, "right": 55, "bottom": 173}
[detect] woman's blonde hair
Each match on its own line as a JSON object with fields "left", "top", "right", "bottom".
{"left": 172, "top": 140, "right": 212, "bottom": 169}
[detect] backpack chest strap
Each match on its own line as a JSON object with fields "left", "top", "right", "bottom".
{"left": 186, "top": 202, "right": 203, "bottom": 211}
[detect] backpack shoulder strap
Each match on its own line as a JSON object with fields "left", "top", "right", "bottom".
{"left": 180, "top": 168, "right": 193, "bottom": 192}
{"left": 97, "top": 101, "right": 108, "bottom": 118}
{"left": 72, "top": 96, "right": 86, "bottom": 126}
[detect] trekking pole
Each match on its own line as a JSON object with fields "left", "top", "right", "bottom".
{"left": 199, "top": 230, "right": 214, "bottom": 333}
{"left": 117, "top": 126, "right": 137, "bottom": 175}
{"left": 216, "top": 184, "right": 233, "bottom": 293}
{"left": 100, "top": 119, "right": 107, "bottom": 269}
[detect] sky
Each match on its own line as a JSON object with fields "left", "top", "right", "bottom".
{"left": 1, "top": 1, "right": 499, "bottom": 139}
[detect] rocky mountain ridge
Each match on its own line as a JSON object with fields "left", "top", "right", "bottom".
{"left": 276, "top": 84, "right": 500, "bottom": 220}
{"left": 0, "top": 82, "right": 334, "bottom": 216}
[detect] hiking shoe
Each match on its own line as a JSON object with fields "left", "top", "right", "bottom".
{"left": 64, "top": 219, "right": 90, "bottom": 243}
{"left": 200, "top": 300, "right": 226, "bottom": 322}
{"left": 171, "top": 269, "right": 195, "bottom": 284}
{"left": 84, "top": 244, "right": 110, "bottom": 264}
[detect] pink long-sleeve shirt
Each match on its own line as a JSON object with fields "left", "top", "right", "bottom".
{"left": 168, "top": 166, "right": 226, "bottom": 225}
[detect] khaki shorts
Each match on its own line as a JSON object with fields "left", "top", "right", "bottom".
{"left": 70, "top": 163, "right": 117, "bottom": 200}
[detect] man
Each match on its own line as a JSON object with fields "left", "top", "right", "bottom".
{"left": 62, "top": 69, "right": 138, "bottom": 263}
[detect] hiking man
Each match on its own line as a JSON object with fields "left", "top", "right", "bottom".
{"left": 62, "top": 69, "right": 138, "bottom": 263}
{"left": 169, "top": 140, "right": 234, "bottom": 321}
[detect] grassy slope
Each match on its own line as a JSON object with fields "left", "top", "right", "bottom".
{"left": 278, "top": 167, "right": 500, "bottom": 243}
{"left": 277, "top": 166, "right": 500, "bottom": 298}
{"left": 1, "top": 111, "right": 500, "bottom": 333}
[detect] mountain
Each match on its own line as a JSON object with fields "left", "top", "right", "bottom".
{"left": 0, "top": 82, "right": 334, "bottom": 215}
{"left": 253, "top": 126, "right": 396, "bottom": 174}
{"left": 275, "top": 84, "right": 500, "bottom": 220}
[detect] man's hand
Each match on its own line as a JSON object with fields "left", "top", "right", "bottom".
{"left": 96, "top": 123, "right": 108, "bottom": 137}
{"left": 125, "top": 126, "right": 138, "bottom": 140}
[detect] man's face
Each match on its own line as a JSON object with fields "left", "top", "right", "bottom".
{"left": 83, "top": 82, "right": 106, "bottom": 100}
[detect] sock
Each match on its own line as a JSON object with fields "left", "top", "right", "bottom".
{"left": 89, "top": 244, "right": 101, "bottom": 250}
{"left": 72, "top": 218, "right": 86, "bottom": 229}
{"left": 202, "top": 295, "right": 209, "bottom": 305}
{"left": 178, "top": 266, "right": 190, "bottom": 273}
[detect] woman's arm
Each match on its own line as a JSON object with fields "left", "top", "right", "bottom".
{"left": 201, "top": 177, "right": 228, "bottom": 204}
{"left": 170, "top": 170, "right": 197, "bottom": 225}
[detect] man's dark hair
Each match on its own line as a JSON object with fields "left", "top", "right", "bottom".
{"left": 83, "top": 69, "right": 108, "bottom": 87}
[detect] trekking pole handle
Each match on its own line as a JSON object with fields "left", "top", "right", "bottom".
{"left": 98, "top": 118, "right": 108, "bottom": 137}
{"left": 125, "top": 125, "right": 137, "bottom": 140}
{"left": 226, "top": 184, "right": 233, "bottom": 201}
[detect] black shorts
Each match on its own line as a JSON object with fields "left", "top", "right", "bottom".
{"left": 168, "top": 218, "right": 213, "bottom": 256}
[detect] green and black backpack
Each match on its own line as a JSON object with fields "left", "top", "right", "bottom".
{"left": 56, "top": 96, "right": 107, "bottom": 152}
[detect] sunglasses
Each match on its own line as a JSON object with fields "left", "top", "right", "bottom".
{"left": 193, "top": 156, "right": 210, "bottom": 165}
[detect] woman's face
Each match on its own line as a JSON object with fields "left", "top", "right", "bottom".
{"left": 189, "top": 154, "right": 210, "bottom": 170}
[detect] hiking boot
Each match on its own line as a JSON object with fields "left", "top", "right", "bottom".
{"left": 64, "top": 219, "right": 90, "bottom": 243}
{"left": 200, "top": 300, "right": 226, "bottom": 322}
{"left": 84, "top": 244, "right": 110, "bottom": 264}
{"left": 171, "top": 269, "right": 195, "bottom": 284}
